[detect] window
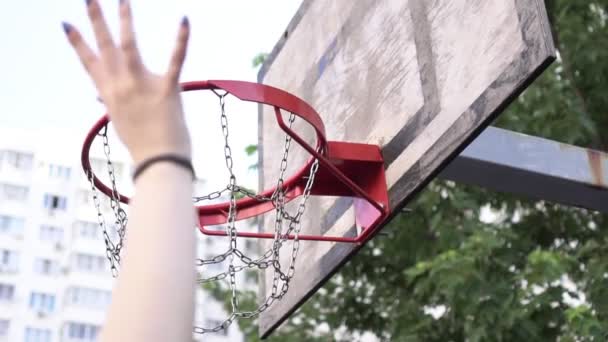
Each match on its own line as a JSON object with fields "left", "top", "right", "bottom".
{"left": 24, "top": 327, "right": 52, "bottom": 342}
{"left": 0, "top": 249, "right": 19, "bottom": 272}
{"left": 48, "top": 164, "right": 71, "bottom": 180}
{"left": 0, "top": 215, "right": 24, "bottom": 236}
{"left": 73, "top": 221, "right": 118, "bottom": 241}
{"left": 0, "top": 183, "right": 28, "bottom": 202}
{"left": 0, "top": 320, "right": 8, "bottom": 337}
{"left": 72, "top": 254, "right": 106, "bottom": 273}
{"left": 73, "top": 221, "right": 99, "bottom": 240}
{"left": 77, "top": 190, "right": 112, "bottom": 212}
{"left": 76, "top": 190, "right": 91, "bottom": 207}
{"left": 0, "top": 283, "right": 15, "bottom": 302}
{"left": 89, "top": 158, "right": 106, "bottom": 176}
{"left": 65, "top": 287, "right": 111, "bottom": 310}
{"left": 42, "top": 194, "right": 67, "bottom": 211}
{"left": 90, "top": 158, "right": 123, "bottom": 182}
{"left": 39, "top": 225, "right": 64, "bottom": 242}
{"left": 0, "top": 150, "right": 33, "bottom": 171}
{"left": 204, "top": 319, "right": 228, "bottom": 336}
{"left": 65, "top": 322, "right": 99, "bottom": 341}
{"left": 29, "top": 292, "right": 55, "bottom": 314}
{"left": 33, "top": 258, "right": 59, "bottom": 276}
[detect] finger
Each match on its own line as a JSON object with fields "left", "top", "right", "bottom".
{"left": 86, "top": 0, "right": 116, "bottom": 61}
{"left": 166, "top": 17, "right": 190, "bottom": 85}
{"left": 63, "top": 22, "right": 101, "bottom": 81}
{"left": 119, "top": 0, "right": 142, "bottom": 72}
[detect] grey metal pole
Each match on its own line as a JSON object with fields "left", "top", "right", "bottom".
{"left": 440, "top": 127, "right": 608, "bottom": 214}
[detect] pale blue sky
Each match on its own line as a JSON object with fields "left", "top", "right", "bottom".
{"left": 0, "top": 0, "right": 301, "bottom": 188}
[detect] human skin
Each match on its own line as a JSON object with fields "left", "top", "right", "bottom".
{"left": 63, "top": 1, "right": 197, "bottom": 341}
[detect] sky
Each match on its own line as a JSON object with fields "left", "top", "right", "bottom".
{"left": 0, "top": 0, "right": 302, "bottom": 191}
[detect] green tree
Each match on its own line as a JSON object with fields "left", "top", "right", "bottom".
{"left": 208, "top": 2, "right": 608, "bottom": 341}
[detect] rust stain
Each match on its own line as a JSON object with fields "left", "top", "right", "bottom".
{"left": 587, "top": 149, "right": 605, "bottom": 187}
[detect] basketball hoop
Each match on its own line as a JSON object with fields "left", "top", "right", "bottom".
{"left": 81, "top": 80, "right": 389, "bottom": 334}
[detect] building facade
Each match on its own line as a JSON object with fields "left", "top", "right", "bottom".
{"left": 0, "top": 131, "right": 254, "bottom": 342}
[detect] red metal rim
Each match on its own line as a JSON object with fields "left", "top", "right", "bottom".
{"left": 81, "top": 80, "right": 328, "bottom": 218}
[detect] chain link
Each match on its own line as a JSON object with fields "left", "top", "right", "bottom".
{"left": 90, "top": 95, "right": 319, "bottom": 335}
{"left": 192, "top": 187, "right": 230, "bottom": 202}
{"left": 89, "top": 125, "right": 128, "bottom": 278}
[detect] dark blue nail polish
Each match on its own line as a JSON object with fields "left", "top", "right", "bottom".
{"left": 86, "top": 0, "right": 92, "bottom": 6}
{"left": 62, "top": 22, "right": 72, "bottom": 34}
{"left": 181, "top": 16, "right": 189, "bottom": 27}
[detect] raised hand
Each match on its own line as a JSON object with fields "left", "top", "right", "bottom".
{"left": 63, "top": 0, "right": 192, "bottom": 165}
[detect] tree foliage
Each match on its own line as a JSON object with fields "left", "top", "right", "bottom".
{"left": 208, "top": 2, "right": 608, "bottom": 341}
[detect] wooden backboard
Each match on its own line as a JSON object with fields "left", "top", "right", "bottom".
{"left": 257, "top": 0, "right": 555, "bottom": 337}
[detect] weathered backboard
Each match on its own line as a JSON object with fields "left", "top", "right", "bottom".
{"left": 258, "top": 0, "right": 555, "bottom": 337}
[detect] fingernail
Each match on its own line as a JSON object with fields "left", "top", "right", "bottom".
{"left": 181, "top": 16, "right": 189, "bottom": 27}
{"left": 85, "top": 0, "right": 92, "bottom": 6}
{"left": 62, "top": 22, "right": 72, "bottom": 34}
{"left": 119, "top": 0, "right": 125, "bottom": 4}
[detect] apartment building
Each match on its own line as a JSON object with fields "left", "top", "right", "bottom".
{"left": 0, "top": 130, "right": 256, "bottom": 342}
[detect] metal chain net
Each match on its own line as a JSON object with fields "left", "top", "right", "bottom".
{"left": 89, "top": 91, "right": 319, "bottom": 335}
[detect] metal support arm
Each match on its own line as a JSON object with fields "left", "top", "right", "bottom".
{"left": 440, "top": 126, "right": 608, "bottom": 214}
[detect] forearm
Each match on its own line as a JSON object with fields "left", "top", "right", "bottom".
{"left": 101, "top": 163, "right": 196, "bottom": 342}
{"left": 65, "top": 1, "right": 196, "bottom": 339}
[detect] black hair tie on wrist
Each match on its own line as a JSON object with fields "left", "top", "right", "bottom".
{"left": 132, "top": 154, "right": 195, "bottom": 181}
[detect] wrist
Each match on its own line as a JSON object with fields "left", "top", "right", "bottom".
{"left": 133, "top": 153, "right": 195, "bottom": 182}
{"left": 131, "top": 144, "right": 191, "bottom": 166}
